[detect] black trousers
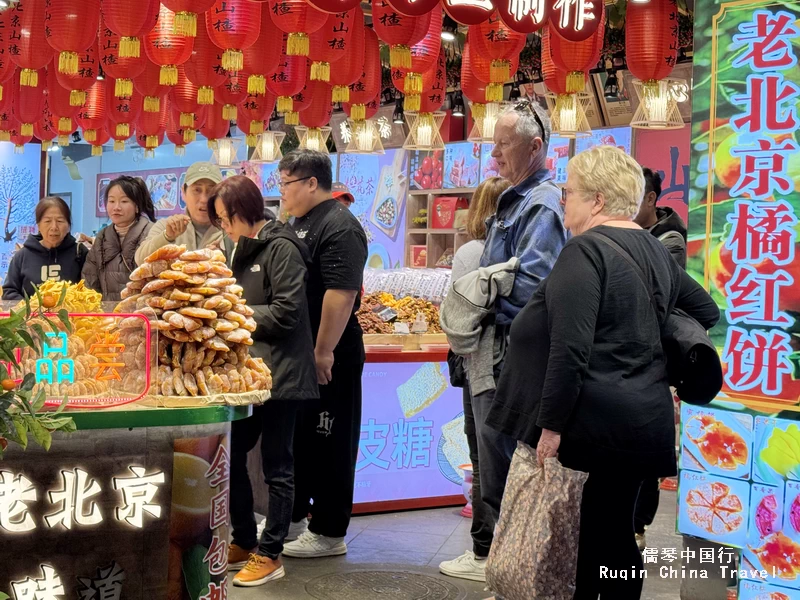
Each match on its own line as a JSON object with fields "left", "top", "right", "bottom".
{"left": 462, "top": 383, "right": 494, "bottom": 558}
{"left": 634, "top": 478, "right": 660, "bottom": 535}
{"left": 292, "top": 359, "right": 364, "bottom": 538}
{"left": 230, "top": 400, "right": 298, "bottom": 560}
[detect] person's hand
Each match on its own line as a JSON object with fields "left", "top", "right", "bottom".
{"left": 537, "top": 428, "right": 561, "bottom": 466}
{"left": 164, "top": 215, "right": 191, "bottom": 242}
{"left": 315, "top": 347, "right": 334, "bottom": 385}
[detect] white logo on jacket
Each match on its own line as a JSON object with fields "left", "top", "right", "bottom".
{"left": 41, "top": 265, "right": 61, "bottom": 282}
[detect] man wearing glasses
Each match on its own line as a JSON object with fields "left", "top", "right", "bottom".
{"left": 277, "top": 150, "right": 369, "bottom": 559}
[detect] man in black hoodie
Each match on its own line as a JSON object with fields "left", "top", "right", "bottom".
{"left": 633, "top": 167, "right": 688, "bottom": 268}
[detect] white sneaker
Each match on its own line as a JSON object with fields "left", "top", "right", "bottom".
{"left": 636, "top": 533, "right": 647, "bottom": 551}
{"left": 282, "top": 530, "right": 347, "bottom": 558}
{"left": 286, "top": 518, "right": 309, "bottom": 542}
{"left": 439, "top": 550, "right": 487, "bottom": 582}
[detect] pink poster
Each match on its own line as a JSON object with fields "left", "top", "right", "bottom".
{"left": 634, "top": 128, "right": 691, "bottom": 224}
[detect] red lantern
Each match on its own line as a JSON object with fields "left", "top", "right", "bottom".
{"left": 55, "top": 40, "right": 100, "bottom": 106}
{"left": 468, "top": 33, "right": 520, "bottom": 101}
{"left": 47, "top": 64, "right": 80, "bottom": 123}
{"left": 166, "top": 108, "right": 190, "bottom": 154}
{"left": 10, "top": 127, "right": 33, "bottom": 152}
{"left": 387, "top": 0, "right": 438, "bottom": 16}
{"left": 101, "top": 0, "right": 160, "bottom": 58}
{"left": 76, "top": 80, "right": 108, "bottom": 142}
{"left": 308, "top": 10, "right": 356, "bottom": 82}
{"left": 137, "top": 93, "right": 168, "bottom": 148}
{"left": 200, "top": 101, "right": 230, "bottom": 146}
{"left": 549, "top": 9, "right": 605, "bottom": 92}
{"left": 344, "top": 92, "right": 379, "bottom": 120}
{"left": 134, "top": 58, "right": 171, "bottom": 112}
{"left": 99, "top": 18, "right": 148, "bottom": 98}
{"left": 541, "top": 26, "right": 575, "bottom": 96}
{"left": 107, "top": 79, "right": 143, "bottom": 139}
{"left": 34, "top": 111, "right": 58, "bottom": 150}
{"left": 50, "top": 113, "right": 77, "bottom": 144}
{"left": 144, "top": 5, "right": 195, "bottom": 86}
{"left": 162, "top": 0, "right": 217, "bottom": 37}
{"left": 0, "top": 11, "right": 17, "bottom": 100}
{"left": 205, "top": 0, "right": 261, "bottom": 72}
{"left": 267, "top": 39, "right": 306, "bottom": 116}
{"left": 238, "top": 91, "right": 275, "bottom": 135}
{"left": 171, "top": 65, "right": 201, "bottom": 128}
{"left": 442, "top": 0, "right": 493, "bottom": 25}
{"left": 183, "top": 21, "right": 225, "bottom": 105}
{"left": 372, "top": 0, "right": 431, "bottom": 68}
{"left": 348, "top": 27, "right": 381, "bottom": 120}
{"left": 626, "top": 0, "right": 678, "bottom": 84}
{"left": 0, "top": 111, "right": 18, "bottom": 141}
{"left": 216, "top": 70, "right": 249, "bottom": 120}
{"left": 460, "top": 40, "right": 487, "bottom": 113}
{"left": 419, "top": 47, "right": 446, "bottom": 113}
{"left": 393, "top": 8, "right": 441, "bottom": 109}
{"left": 171, "top": 103, "right": 206, "bottom": 143}
{"left": 468, "top": 13, "right": 526, "bottom": 86}
{"left": 269, "top": 0, "right": 327, "bottom": 57}
{"left": 305, "top": 0, "right": 360, "bottom": 14}
{"left": 8, "top": 0, "right": 54, "bottom": 86}
{"left": 136, "top": 127, "right": 164, "bottom": 156}
{"left": 550, "top": 0, "right": 603, "bottom": 41}
{"left": 45, "top": 0, "right": 101, "bottom": 76}
{"left": 242, "top": 8, "right": 282, "bottom": 96}
{"left": 86, "top": 126, "right": 111, "bottom": 155}
{"left": 300, "top": 80, "right": 333, "bottom": 128}
{"left": 495, "top": 0, "right": 548, "bottom": 33}
{"left": 283, "top": 62, "right": 315, "bottom": 125}
{"left": 12, "top": 68, "right": 45, "bottom": 136}
{"left": 328, "top": 8, "right": 364, "bottom": 102}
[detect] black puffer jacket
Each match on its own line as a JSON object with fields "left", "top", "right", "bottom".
{"left": 82, "top": 215, "right": 154, "bottom": 301}
{"left": 2, "top": 234, "right": 88, "bottom": 300}
{"left": 229, "top": 219, "right": 318, "bottom": 401}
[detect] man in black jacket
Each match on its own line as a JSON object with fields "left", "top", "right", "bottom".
{"left": 634, "top": 167, "right": 688, "bottom": 268}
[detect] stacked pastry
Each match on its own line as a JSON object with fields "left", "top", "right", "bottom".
{"left": 115, "top": 244, "right": 272, "bottom": 398}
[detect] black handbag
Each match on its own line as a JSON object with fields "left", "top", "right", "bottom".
{"left": 589, "top": 231, "right": 722, "bottom": 405}
{"left": 447, "top": 349, "right": 466, "bottom": 388}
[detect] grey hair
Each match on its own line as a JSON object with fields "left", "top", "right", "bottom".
{"left": 506, "top": 101, "right": 551, "bottom": 151}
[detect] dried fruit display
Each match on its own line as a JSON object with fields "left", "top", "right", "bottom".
{"left": 749, "top": 532, "right": 800, "bottom": 580}
{"left": 357, "top": 292, "right": 442, "bottom": 334}
{"left": 685, "top": 481, "right": 744, "bottom": 536}
{"left": 686, "top": 415, "right": 749, "bottom": 470}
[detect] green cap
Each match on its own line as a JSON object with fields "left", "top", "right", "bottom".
{"left": 185, "top": 162, "right": 223, "bottom": 186}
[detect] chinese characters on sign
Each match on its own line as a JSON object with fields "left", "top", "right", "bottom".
{"left": 357, "top": 417, "right": 434, "bottom": 471}
{"left": 201, "top": 445, "right": 230, "bottom": 588}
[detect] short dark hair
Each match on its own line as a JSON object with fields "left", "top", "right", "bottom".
{"left": 105, "top": 176, "right": 156, "bottom": 222}
{"left": 35, "top": 196, "right": 72, "bottom": 226}
{"left": 278, "top": 150, "right": 333, "bottom": 191}
{"left": 642, "top": 167, "right": 663, "bottom": 201}
{"left": 207, "top": 175, "right": 268, "bottom": 227}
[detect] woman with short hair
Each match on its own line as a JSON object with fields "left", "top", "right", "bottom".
{"left": 3, "top": 196, "right": 88, "bottom": 300}
{"left": 487, "top": 146, "right": 719, "bottom": 598}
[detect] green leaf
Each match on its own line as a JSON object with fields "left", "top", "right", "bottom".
{"left": 55, "top": 394, "right": 68, "bottom": 414}
{"left": 58, "top": 284, "right": 68, "bottom": 308}
{"left": 21, "top": 373, "right": 35, "bottom": 393}
{"left": 42, "top": 314, "right": 60, "bottom": 333}
{"left": 182, "top": 545, "right": 212, "bottom": 600}
{"left": 17, "top": 329, "right": 37, "bottom": 354}
{"left": 0, "top": 590, "right": 10, "bottom": 600}
{"left": 0, "top": 411, "right": 21, "bottom": 445}
{"left": 31, "top": 389, "right": 46, "bottom": 413}
{"left": 12, "top": 416, "right": 28, "bottom": 448}
{"left": 0, "top": 364, "right": 9, "bottom": 380}
{"left": 34, "top": 287, "right": 44, "bottom": 313}
{"left": 57, "top": 309, "right": 72, "bottom": 333}
{"left": 38, "top": 416, "right": 75, "bottom": 432}
{"left": 23, "top": 416, "right": 52, "bottom": 451}
{"left": 31, "top": 323, "right": 47, "bottom": 347}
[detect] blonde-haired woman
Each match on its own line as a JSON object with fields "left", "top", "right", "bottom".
{"left": 439, "top": 176, "right": 510, "bottom": 583}
{"left": 486, "top": 146, "right": 719, "bottom": 598}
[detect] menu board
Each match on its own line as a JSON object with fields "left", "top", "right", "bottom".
{"left": 574, "top": 127, "right": 632, "bottom": 155}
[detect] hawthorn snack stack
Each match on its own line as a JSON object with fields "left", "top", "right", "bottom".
{"left": 115, "top": 244, "right": 272, "bottom": 397}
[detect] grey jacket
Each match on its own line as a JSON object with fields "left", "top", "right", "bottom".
{"left": 134, "top": 217, "right": 223, "bottom": 266}
{"left": 440, "top": 257, "right": 519, "bottom": 396}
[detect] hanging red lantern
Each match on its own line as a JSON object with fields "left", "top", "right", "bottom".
{"left": 136, "top": 127, "right": 164, "bottom": 156}
{"left": 267, "top": 39, "right": 306, "bottom": 116}
{"left": 171, "top": 103, "right": 206, "bottom": 143}
{"left": 550, "top": 0, "right": 603, "bottom": 42}
{"left": 468, "top": 33, "right": 520, "bottom": 101}
{"left": 12, "top": 68, "right": 45, "bottom": 136}
{"left": 75, "top": 80, "right": 108, "bottom": 142}
{"left": 541, "top": 26, "right": 572, "bottom": 95}
{"left": 308, "top": 10, "right": 356, "bottom": 82}
{"left": 344, "top": 92, "right": 379, "bottom": 120}
{"left": 108, "top": 121, "right": 131, "bottom": 151}
{"left": 283, "top": 61, "right": 315, "bottom": 125}
{"left": 134, "top": 58, "right": 171, "bottom": 112}
{"left": 183, "top": 21, "right": 225, "bottom": 105}
{"left": 468, "top": 13, "right": 526, "bottom": 87}
{"left": 393, "top": 8, "right": 441, "bottom": 111}
{"left": 49, "top": 113, "right": 77, "bottom": 145}
{"left": 348, "top": 27, "right": 381, "bottom": 120}
{"left": 269, "top": 0, "right": 327, "bottom": 57}
{"left": 101, "top": 0, "right": 160, "bottom": 58}
{"left": 171, "top": 64, "right": 201, "bottom": 128}
{"left": 85, "top": 126, "right": 111, "bottom": 156}
{"left": 8, "top": 0, "right": 54, "bottom": 86}
{"left": 0, "top": 110, "right": 18, "bottom": 142}
{"left": 10, "top": 127, "right": 33, "bottom": 153}
{"left": 144, "top": 5, "right": 195, "bottom": 86}
{"left": 495, "top": 0, "right": 548, "bottom": 33}
{"left": 549, "top": 9, "right": 605, "bottom": 92}
{"left": 238, "top": 91, "right": 275, "bottom": 136}
{"left": 35, "top": 110, "right": 58, "bottom": 150}
{"left": 626, "top": 0, "right": 678, "bottom": 85}
{"left": 328, "top": 8, "right": 364, "bottom": 102}
{"left": 99, "top": 19, "right": 148, "bottom": 98}
{"left": 47, "top": 63, "right": 81, "bottom": 124}
{"left": 386, "top": 0, "right": 438, "bottom": 16}
{"left": 242, "top": 7, "right": 282, "bottom": 96}
{"left": 418, "top": 47, "right": 446, "bottom": 113}
{"left": 205, "top": 0, "right": 261, "bottom": 72}
{"left": 107, "top": 79, "right": 143, "bottom": 139}
{"left": 372, "top": 0, "right": 431, "bottom": 69}
{"left": 300, "top": 80, "right": 333, "bottom": 128}
{"left": 55, "top": 40, "right": 100, "bottom": 106}
{"left": 137, "top": 93, "right": 168, "bottom": 149}
{"left": 162, "top": 0, "right": 217, "bottom": 37}
{"left": 199, "top": 101, "right": 230, "bottom": 146}
{"left": 304, "top": 0, "right": 360, "bottom": 14}
{"left": 0, "top": 11, "right": 18, "bottom": 100}
{"left": 461, "top": 40, "right": 487, "bottom": 116}
{"left": 166, "top": 108, "right": 190, "bottom": 155}
{"left": 45, "top": 0, "right": 101, "bottom": 75}
{"left": 442, "top": 0, "right": 493, "bottom": 25}
{"left": 216, "top": 70, "right": 249, "bottom": 121}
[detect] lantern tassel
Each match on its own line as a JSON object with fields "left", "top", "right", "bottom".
{"left": 250, "top": 120, "right": 264, "bottom": 135}
{"left": 20, "top": 69, "right": 39, "bottom": 87}
{"left": 284, "top": 111, "right": 299, "bottom": 126}
{"left": 222, "top": 49, "right": 243, "bottom": 72}
{"left": 183, "top": 129, "right": 196, "bottom": 144}
{"left": 180, "top": 112, "right": 195, "bottom": 127}
{"left": 405, "top": 94, "right": 421, "bottom": 112}
{"left": 58, "top": 117, "right": 72, "bottom": 132}
{"left": 160, "top": 65, "right": 178, "bottom": 86}
{"left": 116, "top": 123, "right": 130, "bottom": 138}
{"left": 287, "top": 32, "right": 310, "bottom": 56}
{"left": 331, "top": 85, "right": 349, "bottom": 103}
{"left": 174, "top": 11, "right": 198, "bottom": 37}
{"left": 198, "top": 86, "right": 215, "bottom": 105}
{"left": 115, "top": 78, "right": 133, "bottom": 97}
{"left": 174, "top": 144, "right": 186, "bottom": 156}
{"left": 471, "top": 103, "right": 485, "bottom": 119}
{"left": 58, "top": 134, "right": 70, "bottom": 146}
{"left": 119, "top": 37, "right": 141, "bottom": 58}
{"left": 41, "top": 140, "right": 52, "bottom": 152}
{"left": 14, "top": 145, "right": 24, "bottom": 155}
{"left": 490, "top": 60, "right": 510, "bottom": 84}
{"left": 404, "top": 73, "right": 423, "bottom": 95}
{"left": 0, "top": 84, "right": 3, "bottom": 101}
{"left": 145, "top": 148, "right": 155, "bottom": 159}
{"left": 58, "top": 51, "right": 79, "bottom": 75}
{"left": 486, "top": 84, "right": 503, "bottom": 102}
{"left": 277, "top": 96, "right": 293, "bottom": 114}
{"left": 566, "top": 72, "right": 585, "bottom": 93}
{"left": 84, "top": 129, "right": 97, "bottom": 142}
{"left": 144, "top": 96, "right": 160, "bottom": 112}
{"left": 245, "top": 134, "right": 257, "bottom": 147}
{"left": 223, "top": 104, "right": 237, "bottom": 120}
{"left": 146, "top": 135, "right": 158, "bottom": 149}
{"left": 91, "top": 145, "right": 102, "bottom": 156}
{"left": 390, "top": 45, "right": 411, "bottom": 69}
{"left": 114, "top": 140, "right": 125, "bottom": 152}
{"left": 248, "top": 74, "right": 266, "bottom": 95}
{"left": 21, "top": 123, "right": 33, "bottom": 136}
{"left": 70, "top": 89, "right": 86, "bottom": 106}
{"left": 351, "top": 104, "right": 366, "bottom": 121}
{"left": 310, "top": 61, "right": 330, "bottom": 82}
{"left": 0, "top": 131, "right": 9, "bottom": 142}
{"left": 207, "top": 139, "right": 217, "bottom": 150}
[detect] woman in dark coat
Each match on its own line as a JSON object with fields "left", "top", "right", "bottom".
{"left": 82, "top": 176, "right": 156, "bottom": 301}
{"left": 207, "top": 175, "right": 317, "bottom": 588}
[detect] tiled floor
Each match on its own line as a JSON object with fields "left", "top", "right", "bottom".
{"left": 230, "top": 490, "right": 684, "bottom": 599}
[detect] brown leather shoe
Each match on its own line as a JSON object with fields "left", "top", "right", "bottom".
{"left": 228, "top": 544, "right": 257, "bottom": 571}
{"left": 233, "top": 555, "right": 286, "bottom": 587}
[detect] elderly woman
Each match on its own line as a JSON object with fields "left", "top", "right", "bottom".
{"left": 487, "top": 146, "right": 719, "bottom": 598}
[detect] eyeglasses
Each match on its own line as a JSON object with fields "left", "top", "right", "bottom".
{"left": 278, "top": 176, "right": 312, "bottom": 190}
{"left": 514, "top": 99, "right": 549, "bottom": 147}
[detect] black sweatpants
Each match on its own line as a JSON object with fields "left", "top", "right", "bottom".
{"left": 292, "top": 359, "right": 364, "bottom": 538}
{"left": 634, "top": 478, "right": 660, "bottom": 535}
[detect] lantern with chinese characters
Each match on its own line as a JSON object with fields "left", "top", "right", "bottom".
{"left": 404, "top": 48, "right": 446, "bottom": 150}
{"left": 495, "top": 0, "right": 548, "bottom": 33}
{"left": 308, "top": 10, "right": 356, "bottom": 82}
{"left": 216, "top": 70, "right": 249, "bottom": 120}
{"left": 550, "top": 0, "right": 603, "bottom": 41}
{"left": 238, "top": 91, "right": 275, "bottom": 142}
{"left": 386, "top": 0, "right": 439, "bottom": 17}
{"left": 35, "top": 111, "right": 58, "bottom": 151}
{"left": 144, "top": 5, "right": 195, "bottom": 86}
{"left": 10, "top": 126, "right": 33, "bottom": 153}
{"left": 269, "top": 0, "right": 327, "bottom": 56}
{"left": 166, "top": 108, "right": 190, "bottom": 155}
{"left": 242, "top": 8, "right": 282, "bottom": 95}
{"left": 200, "top": 101, "right": 230, "bottom": 148}
{"left": 183, "top": 21, "right": 225, "bottom": 105}
{"left": 468, "top": 32, "right": 520, "bottom": 101}
{"left": 344, "top": 93, "right": 379, "bottom": 120}
{"left": 393, "top": 9, "right": 441, "bottom": 112}
{"left": 99, "top": 20, "right": 147, "bottom": 98}
{"left": 304, "top": 0, "right": 360, "bottom": 14}
{"left": 541, "top": 25, "right": 591, "bottom": 138}
{"left": 171, "top": 104, "right": 206, "bottom": 143}
{"left": 134, "top": 57, "right": 171, "bottom": 112}
{"left": 55, "top": 40, "right": 100, "bottom": 106}
{"left": 8, "top": 0, "right": 54, "bottom": 86}
{"left": 47, "top": 64, "right": 81, "bottom": 125}
{"left": 441, "top": 0, "right": 493, "bottom": 25}
{"left": 136, "top": 127, "right": 164, "bottom": 157}
{"left": 372, "top": 0, "right": 430, "bottom": 69}
{"left": 45, "top": 0, "right": 101, "bottom": 75}
{"left": 171, "top": 65, "right": 201, "bottom": 127}
{"left": 461, "top": 38, "right": 488, "bottom": 116}
{"left": 137, "top": 94, "right": 168, "bottom": 149}
{"left": 51, "top": 113, "right": 77, "bottom": 146}
{"left": 101, "top": 0, "right": 160, "bottom": 58}
{"left": 267, "top": 42, "right": 306, "bottom": 116}
{"left": 348, "top": 27, "right": 381, "bottom": 121}
{"left": 206, "top": 0, "right": 261, "bottom": 72}
{"left": 285, "top": 63, "right": 314, "bottom": 126}
{"left": 328, "top": 8, "right": 364, "bottom": 102}
{"left": 296, "top": 78, "right": 332, "bottom": 152}
{"left": 12, "top": 68, "right": 45, "bottom": 136}
{"left": 468, "top": 13, "right": 526, "bottom": 88}
{"left": 75, "top": 80, "right": 108, "bottom": 142}
{"left": 0, "top": 110, "right": 18, "bottom": 142}
{"left": 85, "top": 126, "right": 111, "bottom": 156}
{"left": 107, "top": 80, "right": 143, "bottom": 139}
{"left": 549, "top": 9, "right": 604, "bottom": 92}
{"left": 162, "top": 0, "right": 216, "bottom": 37}
{"left": 0, "top": 10, "right": 17, "bottom": 99}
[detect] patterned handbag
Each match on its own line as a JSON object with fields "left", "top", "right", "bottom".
{"left": 486, "top": 446, "right": 589, "bottom": 600}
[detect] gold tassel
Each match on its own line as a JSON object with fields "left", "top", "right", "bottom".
{"left": 20, "top": 68, "right": 39, "bottom": 87}
{"left": 287, "top": 32, "right": 310, "bottom": 56}
{"left": 114, "top": 140, "right": 125, "bottom": 152}
{"left": 284, "top": 111, "right": 299, "bottom": 125}
{"left": 277, "top": 96, "right": 293, "bottom": 113}
{"left": 58, "top": 134, "right": 69, "bottom": 146}
{"left": 198, "top": 86, "right": 214, "bottom": 105}
{"left": 115, "top": 78, "right": 133, "bottom": 97}
{"left": 248, "top": 74, "right": 266, "bottom": 95}
{"left": 119, "top": 37, "right": 140, "bottom": 58}
{"left": 160, "top": 65, "right": 178, "bottom": 86}
{"left": 59, "top": 51, "right": 79, "bottom": 75}
{"left": 144, "top": 96, "right": 160, "bottom": 112}
{"left": 70, "top": 89, "right": 86, "bottom": 106}
{"left": 59, "top": 117, "right": 72, "bottom": 132}
{"left": 390, "top": 45, "right": 411, "bottom": 69}
{"left": 404, "top": 73, "right": 422, "bottom": 95}
{"left": 174, "top": 144, "right": 186, "bottom": 156}
{"left": 331, "top": 85, "right": 349, "bottom": 103}
{"left": 173, "top": 11, "right": 197, "bottom": 37}
{"left": 207, "top": 139, "right": 217, "bottom": 150}
{"left": 0, "top": 84, "right": 3, "bottom": 101}
{"left": 472, "top": 103, "right": 485, "bottom": 119}
{"left": 486, "top": 83, "right": 503, "bottom": 102}
{"left": 405, "top": 94, "right": 421, "bottom": 112}
{"left": 21, "top": 123, "right": 33, "bottom": 136}
{"left": 14, "top": 145, "right": 24, "bottom": 154}
{"left": 351, "top": 104, "right": 366, "bottom": 121}
{"left": 41, "top": 140, "right": 52, "bottom": 151}
{"left": 245, "top": 133, "right": 257, "bottom": 147}
{"left": 180, "top": 112, "right": 194, "bottom": 127}
{"left": 0, "top": 131, "right": 10, "bottom": 142}
{"left": 183, "top": 129, "right": 196, "bottom": 143}
{"left": 250, "top": 120, "right": 264, "bottom": 135}
{"left": 144, "top": 148, "right": 155, "bottom": 159}
{"left": 146, "top": 135, "right": 158, "bottom": 148}
{"left": 91, "top": 145, "right": 102, "bottom": 156}
{"left": 310, "top": 61, "right": 330, "bottom": 82}
{"left": 566, "top": 71, "right": 585, "bottom": 93}
{"left": 84, "top": 129, "right": 97, "bottom": 142}
{"left": 223, "top": 104, "right": 237, "bottom": 120}
{"left": 222, "top": 49, "right": 243, "bottom": 72}
{"left": 116, "top": 123, "right": 130, "bottom": 138}
{"left": 490, "top": 59, "right": 510, "bottom": 84}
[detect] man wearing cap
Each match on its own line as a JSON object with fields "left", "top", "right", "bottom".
{"left": 135, "top": 161, "right": 225, "bottom": 265}
{"left": 331, "top": 182, "right": 355, "bottom": 208}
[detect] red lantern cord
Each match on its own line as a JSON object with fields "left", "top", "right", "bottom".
{"left": 205, "top": 0, "right": 262, "bottom": 72}
{"left": 162, "top": 0, "right": 216, "bottom": 37}
{"left": 144, "top": 5, "right": 195, "bottom": 86}
{"left": 101, "top": 0, "right": 160, "bottom": 58}
{"left": 45, "top": 0, "right": 101, "bottom": 75}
